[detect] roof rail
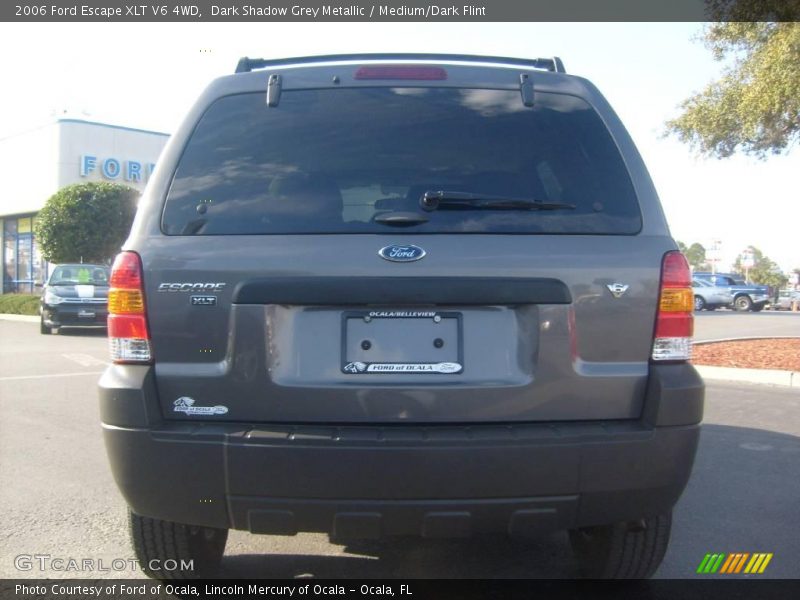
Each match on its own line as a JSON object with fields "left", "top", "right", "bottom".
{"left": 235, "top": 54, "right": 566, "bottom": 74}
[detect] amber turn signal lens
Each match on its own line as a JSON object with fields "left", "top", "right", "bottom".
{"left": 108, "top": 289, "right": 144, "bottom": 314}
{"left": 659, "top": 288, "right": 693, "bottom": 313}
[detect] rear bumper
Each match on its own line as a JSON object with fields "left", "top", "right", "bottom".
{"left": 99, "top": 364, "right": 703, "bottom": 537}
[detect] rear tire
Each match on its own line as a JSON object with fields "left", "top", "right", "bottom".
{"left": 40, "top": 316, "right": 52, "bottom": 335}
{"left": 128, "top": 510, "right": 228, "bottom": 580}
{"left": 734, "top": 295, "right": 753, "bottom": 312}
{"left": 569, "top": 512, "right": 672, "bottom": 579}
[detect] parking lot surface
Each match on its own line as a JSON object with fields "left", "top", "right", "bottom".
{"left": 694, "top": 310, "right": 800, "bottom": 342}
{"left": 0, "top": 320, "right": 798, "bottom": 579}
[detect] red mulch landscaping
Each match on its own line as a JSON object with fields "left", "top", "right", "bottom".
{"left": 692, "top": 338, "right": 800, "bottom": 371}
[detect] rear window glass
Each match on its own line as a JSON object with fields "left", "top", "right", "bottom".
{"left": 162, "top": 88, "right": 641, "bottom": 235}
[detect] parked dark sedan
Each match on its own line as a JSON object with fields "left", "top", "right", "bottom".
{"left": 39, "top": 264, "right": 109, "bottom": 334}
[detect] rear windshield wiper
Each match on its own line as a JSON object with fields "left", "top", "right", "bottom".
{"left": 420, "top": 190, "right": 575, "bottom": 212}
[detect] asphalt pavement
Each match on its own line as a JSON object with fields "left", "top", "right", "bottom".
{"left": 694, "top": 310, "right": 800, "bottom": 342}
{"left": 0, "top": 319, "right": 798, "bottom": 580}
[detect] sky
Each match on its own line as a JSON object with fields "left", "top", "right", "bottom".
{"left": 0, "top": 21, "right": 797, "bottom": 272}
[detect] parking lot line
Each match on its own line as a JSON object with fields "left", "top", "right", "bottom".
{"left": 0, "top": 371, "right": 104, "bottom": 382}
{"left": 61, "top": 352, "right": 109, "bottom": 367}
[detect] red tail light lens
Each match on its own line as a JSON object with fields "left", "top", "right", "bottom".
{"left": 108, "top": 314, "right": 150, "bottom": 339}
{"left": 108, "top": 251, "right": 151, "bottom": 364}
{"left": 660, "top": 251, "right": 692, "bottom": 288}
{"left": 652, "top": 251, "right": 693, "bottom": 361}
{"left": 354, "top": 65, "right": 447, "bottom": 80}
{"left": 109, "top": 252, "right": 143, "bottom": 288}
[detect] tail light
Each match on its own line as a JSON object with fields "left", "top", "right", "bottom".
{"left": 651, "top": 251, "right": 693, "bottom": 361}
{"left": 108, "top": 251, "right": 152, "bottom": 363}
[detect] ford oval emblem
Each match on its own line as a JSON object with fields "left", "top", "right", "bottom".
{"left": 379, "top": 244, "right": 426, "bottom": 262}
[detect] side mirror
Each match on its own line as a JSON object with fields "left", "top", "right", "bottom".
{"left": 34, "top": 282, "right": 43, "bottom": 289}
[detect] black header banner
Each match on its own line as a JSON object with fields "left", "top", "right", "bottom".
{"left": 4, "top": 0, "right": 799, "bottom": 22}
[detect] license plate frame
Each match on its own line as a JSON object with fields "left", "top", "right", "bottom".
{"left": 341, "top": 310, "right": 463, "bottom": 375}
{"left": 77, "top": 310, "right": 96, "bottom": 318}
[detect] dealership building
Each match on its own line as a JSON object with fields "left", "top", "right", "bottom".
{"left": 0, "top": 119, "right": 168, "bottom": 293}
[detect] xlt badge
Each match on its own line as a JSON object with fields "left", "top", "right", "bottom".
{"left": 191, "top": 295, "right": 217, "bottom": 306}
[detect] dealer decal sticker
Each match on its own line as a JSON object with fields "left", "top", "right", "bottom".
{"left": 173, "top": 397, "right": 228, "bottom": 415}
{"left": 343, "top": 361, "right": 462, "bottom": 374}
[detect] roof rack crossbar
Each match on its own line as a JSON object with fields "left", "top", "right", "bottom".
{"left": 235, "top": 54, "right": 566, "bottom": 74}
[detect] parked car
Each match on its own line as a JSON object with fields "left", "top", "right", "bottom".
{"left": 99, "top": 54, "right": 703, "bottom": 579}
{"left": 39, "top": 264, "right": 110, "bottom": 334}
{"left": 692, "top": 272, "right": 770, "bottom": 312}
{"left": 768, "top": 289, "right": 800, "bottom": 311}
{"left": 691, "top": 277, "right": 733, "bottom": 311}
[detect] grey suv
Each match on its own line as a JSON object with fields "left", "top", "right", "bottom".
{"left": 99, "top": 54, "right": 703, "bottom": 579}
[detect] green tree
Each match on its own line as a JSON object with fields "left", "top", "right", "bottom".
{"left": 665, "top": 4, "right": 800, "bottom": 158}
{"left": 676, "top": 240, "right": 688, "bottom": 254}
{"left": 733, "top": 246, "right": 787, "bottom": 288}
{"left": 35, "top": 182, "right": 139, "bottom": 264}
{"left": 685, "top": 243, "right": 708, "bottom": 270}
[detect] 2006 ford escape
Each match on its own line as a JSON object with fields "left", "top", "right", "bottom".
{"left": 99, "top": 54, "right": 704, "bottom": 579}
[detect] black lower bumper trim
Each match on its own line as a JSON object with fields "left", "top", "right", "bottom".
{"left": 100, "top": 363, "right": 703, "bottom": 535}
{"left": 103, "top": 420, "right": 699, "bottom": 535}
{"left": 239, "top": 495, "right": 577, "bottom": 539}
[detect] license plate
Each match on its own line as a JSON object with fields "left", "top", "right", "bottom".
{"left": 341, "top": 310, "right": 463, "bottom": 374}
{"left": 78, "top": 310, "right": 96, "bottom": 318}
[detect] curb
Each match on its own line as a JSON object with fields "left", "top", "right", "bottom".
{"left": 0, "top": 314, "right": 39, "bottom": 322}
{"left": 694, "top": 365, "right": 800, "bottom": 388}
{"left": 694, "top": 336, "right": 800, "bottom": 345}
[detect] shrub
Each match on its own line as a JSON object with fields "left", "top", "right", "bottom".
{"left": 34, "top": 182, "right": 140, "bottom": 264}
{"left": 0, "top": 294, "right": 40, "bottom": 315}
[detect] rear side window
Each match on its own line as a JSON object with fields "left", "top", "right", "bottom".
{"left": 162, "top": 88, "right": 641, "bottom": 235}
